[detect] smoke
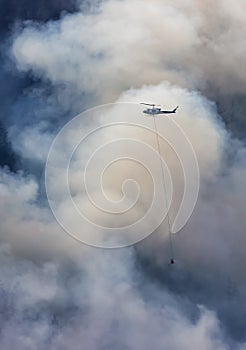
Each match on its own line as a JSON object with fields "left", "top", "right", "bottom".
{"left": 11, "top": 0, "right": 246, "bottom": 98}
{"left": 9, "top": 0, "right": 246, "bottom": 137}
{"left": 0, "top": 0, "right": 246, "bottom": 348}
{"left": 0, "top": 242, "right": 232, "bottom": 350}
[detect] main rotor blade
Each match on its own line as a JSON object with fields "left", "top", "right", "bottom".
{"left": 140, "top": 103, "right": 155, "bottom": 106}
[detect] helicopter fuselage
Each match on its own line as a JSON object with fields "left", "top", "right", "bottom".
{"left": 143, "top": 108, "right": 177, "bottom": 115}
{"left": 143, "top": 108, "right": 162, "bottom": 115}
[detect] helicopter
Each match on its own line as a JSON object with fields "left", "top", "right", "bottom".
{"left": 140, "top": 103, "right": 178, "bottom": 115}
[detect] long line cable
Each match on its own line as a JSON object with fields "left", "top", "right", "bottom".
{"left": 153, "top": 115, "right": 174, "bottom": 263}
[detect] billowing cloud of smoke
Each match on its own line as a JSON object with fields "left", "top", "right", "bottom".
{"left": 0, "top": 0, "right": 246, "bottom": 348}
{"left": 8, "top": 0, "right": 246, "bottom": 143}
{"left": 0, "top": 167, "right": 234, "bottom": 350}
{"left": 11, "top": 0, "right": 246, "bottom": 98}
{"left": 0, "top": 241, "right": 233, "bottom": 350}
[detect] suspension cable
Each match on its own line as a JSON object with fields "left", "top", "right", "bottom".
{"left": 153, "top": 116, "right": 174, "bottom": 263}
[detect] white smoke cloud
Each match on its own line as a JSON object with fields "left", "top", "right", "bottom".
{"left": 0, "top": 0, "right": 246, "bottom": 348}
{"left": 11, "top": 0, "right": 246, "bottom": 103}
{"left": 1, "top": 81, "right": 246, "bottom": 347}
{"left": 9, "top": 122, "right": 53, "bottom": 162}
{"left": 0, "top": 243, "right": 233, "bottom": 350}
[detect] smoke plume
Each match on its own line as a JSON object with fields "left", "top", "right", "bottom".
{"left": 0, "top": 0, "right": 246, "bottom": 349}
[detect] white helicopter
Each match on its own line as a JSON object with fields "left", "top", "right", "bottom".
{"left": 140, "top": 103, "right": 178, "bottom": 115}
